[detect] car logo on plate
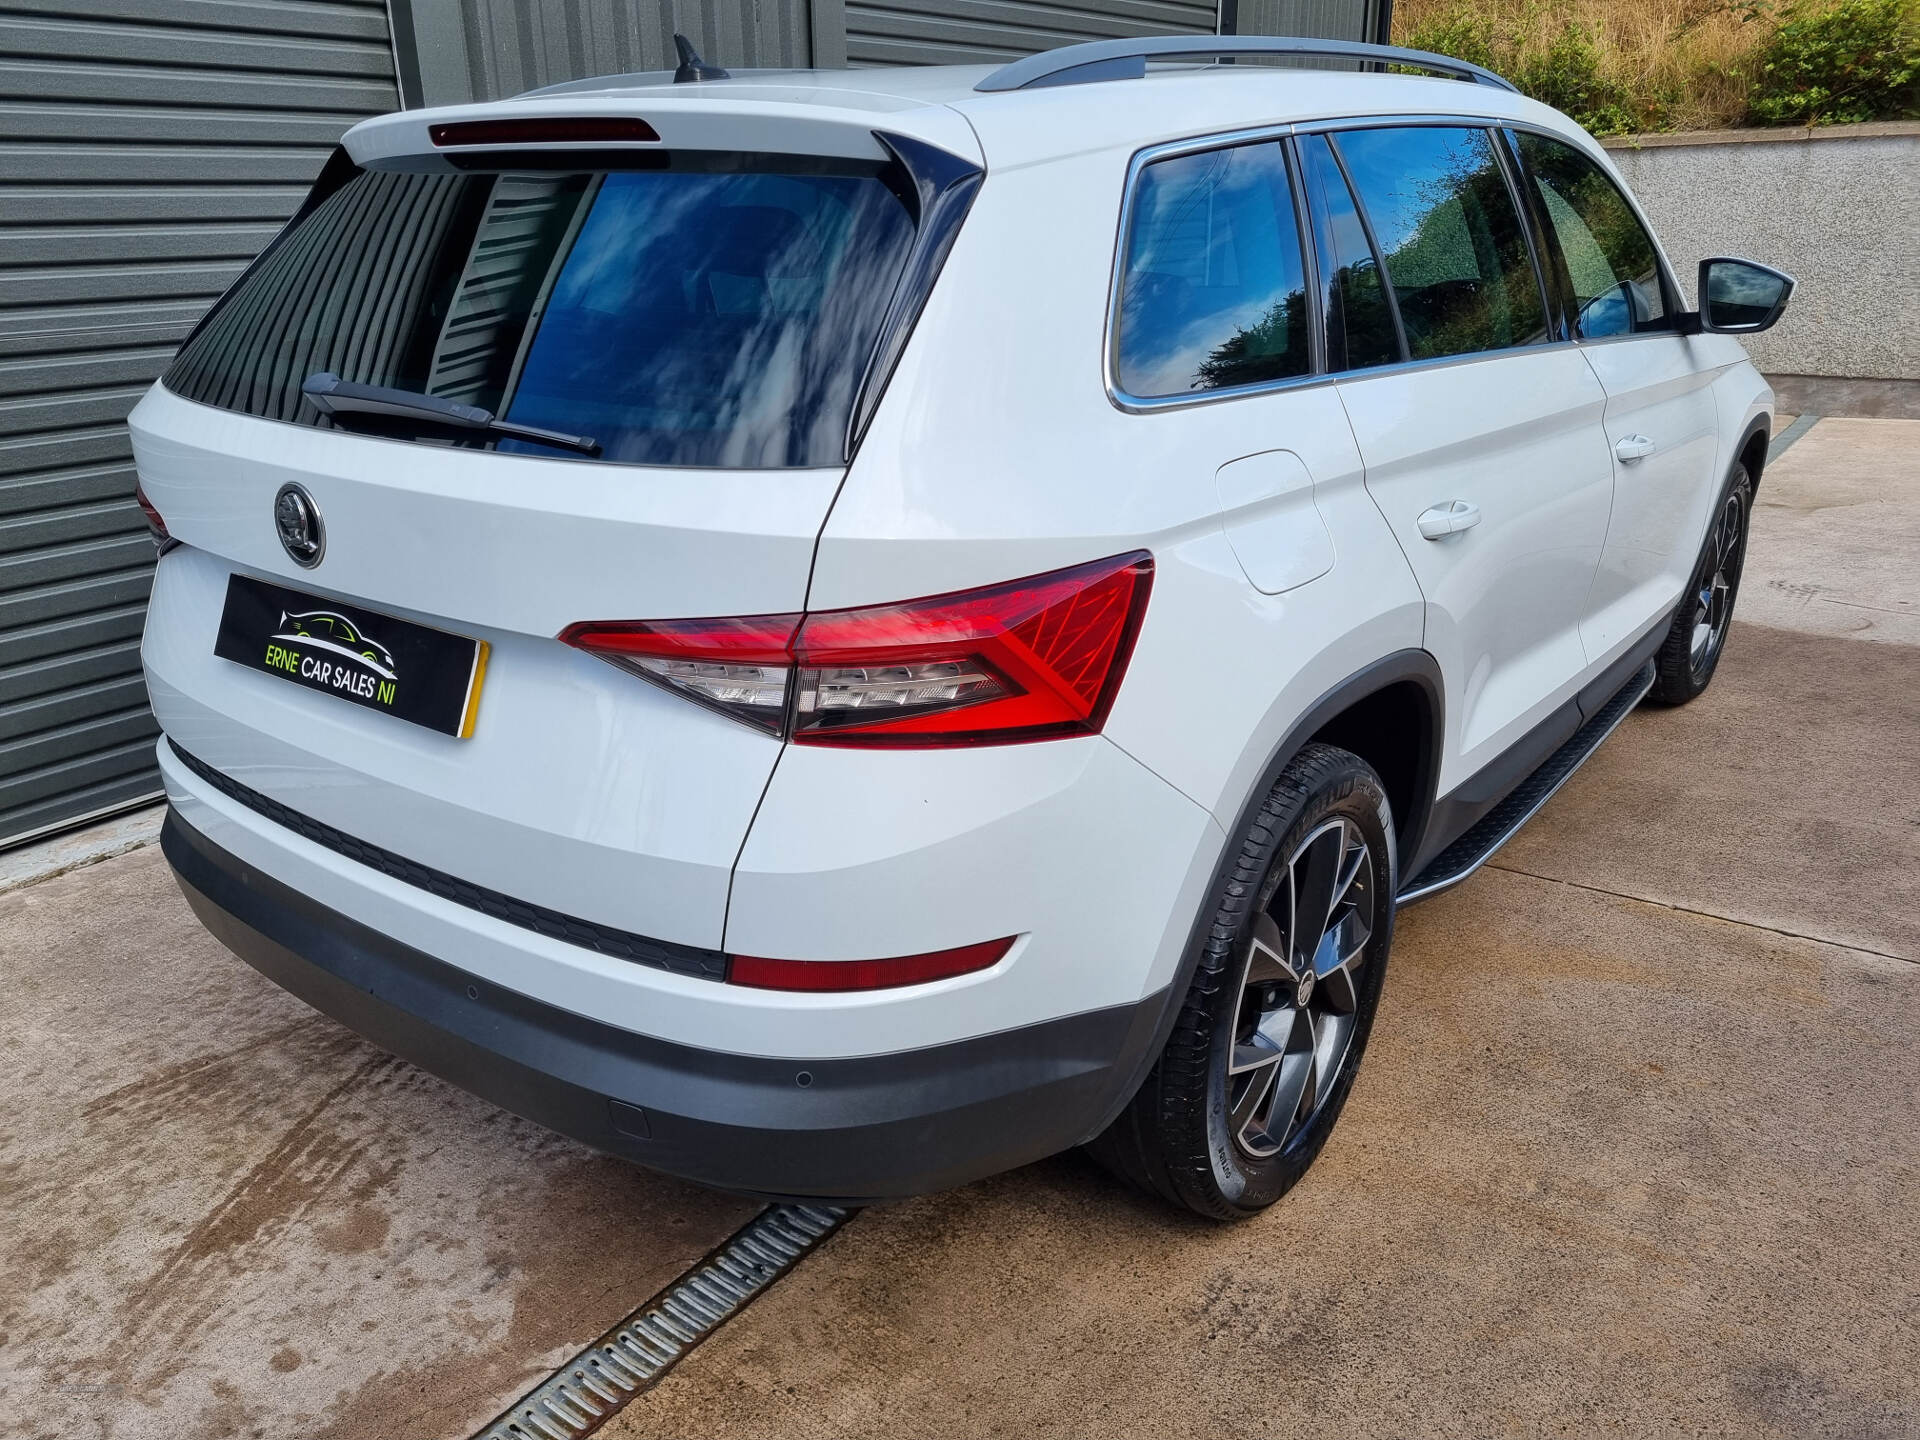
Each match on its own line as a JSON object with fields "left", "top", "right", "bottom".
{"left": 273, "top": 608, "right": 397, "bottom": 681}
{"left": 274, "top": 482, "right": 324, "bottom": 568}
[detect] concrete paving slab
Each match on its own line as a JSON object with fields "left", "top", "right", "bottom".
{"left": 608, "top": 869, "right": 1919, "bottom": 1440}
{"left": 0, "top": 846, "right": 757, "bottom": 1440}
{"left": 1494, "top": 621, "right": 1920, "bottom": 963}
{"left": 1742, "top": 416, "right": 1920, "bottom": 646}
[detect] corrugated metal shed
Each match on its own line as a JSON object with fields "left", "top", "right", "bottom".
{"left": 0, "top": 0, "right": 397, "bottom": 845}
{"left": 840, "top": 0, "right": 1222, "bottom": 69}
{"left": 1231, "top": 0, "right": 1385, "bottom": 42}
{"left": 397, "top": 0, "right": 814, "bottom": 105}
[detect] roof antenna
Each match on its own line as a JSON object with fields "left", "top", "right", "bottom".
{"left": 672, "top": 33, "right": 729, "bottom": 83}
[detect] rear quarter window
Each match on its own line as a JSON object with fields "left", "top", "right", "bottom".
{"left": 1113, "top": 141, "right": 1313, "bottom": 399}
{"left": 164, "top": 158, "right": 917, "bottom": 468}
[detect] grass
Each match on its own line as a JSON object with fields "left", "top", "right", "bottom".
{"left": 1393, "top": 0, "right": 1920, "bottom": 134}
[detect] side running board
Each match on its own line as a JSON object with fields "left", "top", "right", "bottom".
{"left": 1398, "top": 660, "right": 1656, "bottom": 904}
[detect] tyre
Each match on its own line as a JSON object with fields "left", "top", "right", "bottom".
{"left": 1648, "top": 462, "right": 1753, "bottom": 706}
{"left": 1091, "top": 743, "right": 1397, "bottom": 1219}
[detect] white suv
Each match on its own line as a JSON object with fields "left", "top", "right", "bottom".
{"left": 134, "top": 36, "right": 1792, "bottom": 1218}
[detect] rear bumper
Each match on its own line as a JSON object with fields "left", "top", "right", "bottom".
{"left": 163, "top": 807, "right": 1167, "bottom": 1202}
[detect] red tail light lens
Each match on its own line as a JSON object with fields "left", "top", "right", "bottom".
{"left": 560, "top": 552, "right": 1153, "bottom": 748}
{"left": 728, "top": 937, "right": 1015, "bottom": 992}
{"left": 792, "top": 552, "right": 1153, "bottom": 746}
{"left": 134, "top": 479, "right": 170, "bottom": 543}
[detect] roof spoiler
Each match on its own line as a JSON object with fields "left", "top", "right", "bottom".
{"left": 974, "top": 35, "right": 1518, "bottom": 94}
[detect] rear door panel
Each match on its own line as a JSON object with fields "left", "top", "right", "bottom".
{"left": 1340, "top": 349, "right": 1614, "bottom": 794}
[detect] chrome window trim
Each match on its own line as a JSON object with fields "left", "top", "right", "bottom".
{"left": 1104, "top": 125, "right": 1317, "bottom": 412}
{"left": 1105, "top": 111, "right": 1695, "bottom": 415}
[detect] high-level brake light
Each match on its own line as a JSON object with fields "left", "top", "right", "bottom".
{"left": 559, "top": 552, "right": 1153, "bottom": 748}
{"left": 428, "top": 117, "right": 661, "bottom": 147}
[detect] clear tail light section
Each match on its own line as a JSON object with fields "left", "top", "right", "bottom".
{"left": 556, "top": 614, "right": 799, "bottom": 735}
{"left": 560, "top": 551, "right": 1153, "bottom": 748}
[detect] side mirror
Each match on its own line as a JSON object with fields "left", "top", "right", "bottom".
{"left": 1697, "top": 257, "right": 1795, "bottom": 334}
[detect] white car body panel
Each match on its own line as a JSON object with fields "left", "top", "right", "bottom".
{"left": 1579, "top": 334, "right": 1743, "bottom": 657}
{"left": 1338, "top": 348, "right": 1615, "bottom": 792}
{"left": 144, "top": 545, "right": 780, "bottom": 948}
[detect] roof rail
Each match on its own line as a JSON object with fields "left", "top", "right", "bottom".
{"left": 973, "top": 35, "right": 1518, "bottom": 94}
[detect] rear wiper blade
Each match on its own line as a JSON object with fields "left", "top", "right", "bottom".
{"left": 301, "top": 372, "right": 601, "bottom": 457}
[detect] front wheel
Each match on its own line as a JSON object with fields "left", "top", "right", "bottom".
{"left": 1090, "top": 743, "right": 1397, "bottom": 1219}
{"left": 1649, "top": 462, "right": 1753, "bottom": 706}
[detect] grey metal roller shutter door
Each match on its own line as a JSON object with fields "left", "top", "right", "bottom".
{"left": 0, "top": 0, "right": 398, "bottom": 847}
{"left": 843, "top": 0, "right": 1221, "bottom": 68}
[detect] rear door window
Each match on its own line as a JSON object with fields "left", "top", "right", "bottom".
{"left": 1331, "top": 126, "right": 1551, "bottom": 362}
{"left": 1113, "top": 141, "right": 1312, "bottom": 399}
{"left": 1512, "top": 131, "right": 1672, "bottom": 339}
{"left": 1298, "top": 132, "right": 1401, "bottom": 372}
{"left": 164, "top": 159, "right": 917, "bottom": 468}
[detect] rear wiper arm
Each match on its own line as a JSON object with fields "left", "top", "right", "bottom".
{"left": 301, "top": 372, "right": 601, "bottom": 457}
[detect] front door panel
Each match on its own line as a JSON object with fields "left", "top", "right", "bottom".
{"left": 1579, "top": 337, "right": 1727, "bottom": 657}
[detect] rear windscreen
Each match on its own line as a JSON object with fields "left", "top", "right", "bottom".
{"left": 163, "top": 158, "right": 918, "bottom": 468}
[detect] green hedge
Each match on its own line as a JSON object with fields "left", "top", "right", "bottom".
{"left": 1401, "top": 0, "right": 1920, "bottom": 135}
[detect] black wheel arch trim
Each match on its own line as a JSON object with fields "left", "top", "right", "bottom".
{"left": 1735, "top": 411, "right": 1772, "bottom": 493}
{"left": 1080, "top": 647, "right": 1443, "bottom": 1144}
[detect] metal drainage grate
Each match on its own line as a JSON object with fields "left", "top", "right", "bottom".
{"left": 472, "top": 1203, "right": 850, "bottom": 1440}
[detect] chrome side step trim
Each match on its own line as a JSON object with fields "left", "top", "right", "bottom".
{"left": 1397, "top": 660, "right": 1656, "bottom": 905}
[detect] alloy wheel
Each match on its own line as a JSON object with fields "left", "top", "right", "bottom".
{"left": 1689, "top": 488, "right": 1747, "bottom": 676}
{"left": 1227, "top": 816, "right": 1378, "bottom": 1159}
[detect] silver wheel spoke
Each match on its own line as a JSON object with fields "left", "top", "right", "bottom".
{"left": 1227, "top": 813, "right": 1380, "bottom": 1160}
{"left": 1230, "top": 1055, "right": 1282, "bottom": 1140}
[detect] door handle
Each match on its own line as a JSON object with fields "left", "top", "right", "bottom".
{"left": 1614, "top": 433, "right": 1657, "bottom": 463}
{"left": 1417, "top": 500, "right": 1481, "bottom": 540}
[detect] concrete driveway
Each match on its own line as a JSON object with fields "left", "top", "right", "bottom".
{"left": 3, "top": 418, "right": 1915, "bottom": 1439}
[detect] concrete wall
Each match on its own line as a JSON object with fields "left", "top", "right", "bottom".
{"left": 1603, "top": 122, "right": 1920, "bottom": 381}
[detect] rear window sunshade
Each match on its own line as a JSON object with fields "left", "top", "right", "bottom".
{"left": 163, "top": 151, "right": 923, "bottom": 469}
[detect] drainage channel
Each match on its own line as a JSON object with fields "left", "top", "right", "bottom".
{"left": 472, "top": 1203, "right": 851, "bottom": 1440}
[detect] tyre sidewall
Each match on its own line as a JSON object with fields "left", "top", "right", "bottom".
{"left": 1201, "top": 750, "right": 1398, "bottom": 1212}
{"left": 1651, "top": 460, "right": 1754, "bottom": 705}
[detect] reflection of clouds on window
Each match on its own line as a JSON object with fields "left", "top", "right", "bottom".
{"left": 501, "top": 169, "right": 911, "bottom": 466}
{"left": 163, "top": 161, "right": 913, "bottom": 468}
{"left": 1116, "top": 142, "right": 1311, "bottom": 397}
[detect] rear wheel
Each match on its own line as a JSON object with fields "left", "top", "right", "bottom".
{"left": 1649, "top": 462, "right": 1752, "bottom": 706}
{"left": 1091, "top": 744, "right": 1396, "bottom": 1219}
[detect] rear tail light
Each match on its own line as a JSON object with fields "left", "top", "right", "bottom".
{"left": 135, "top": 479, "right": 175, "bottom": 551}
{"left": 560, "top": 552, "right": 1153, "bottom": 747}
{"left": 559, "top": 614, "right": 798, "bottom": 735}
{"left": 727, "top": 936, "right": 1015, "bottom": 992}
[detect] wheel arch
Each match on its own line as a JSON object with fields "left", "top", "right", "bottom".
{"left": 1082, "top": 648, "right": 1444, "bottom": 1145}
{"left": 1735, "top": 412, "right": 1771, "bottom": 496}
